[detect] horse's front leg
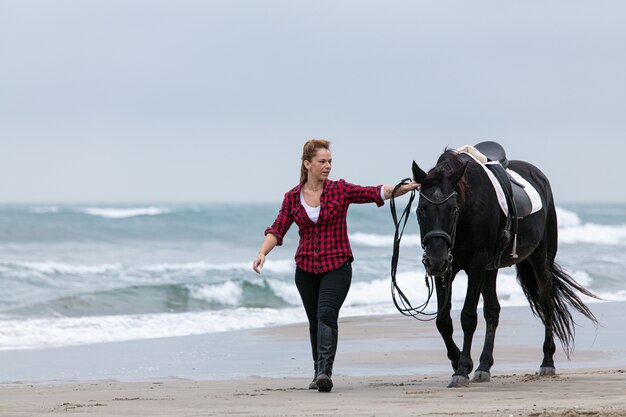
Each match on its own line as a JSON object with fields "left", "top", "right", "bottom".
{"left": 472, "top": 269, "right": 500, "bottom": 383}
{"left": 435, "top": 277, "right": 460, "bottom": 373}
{"left": 448, "top": 271, "right": 484, "bottom": 388}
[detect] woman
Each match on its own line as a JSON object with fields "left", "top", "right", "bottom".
{"left": 252, "top": 139, "right": 418, "bottom": 393}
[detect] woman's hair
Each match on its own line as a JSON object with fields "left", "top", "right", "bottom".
{"left": 300, "top": 139, "right": 331, "bottom": 183}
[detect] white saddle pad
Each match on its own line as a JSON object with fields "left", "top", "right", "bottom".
{"left": 456, "top": 146, "right": 542, "bottom": 216}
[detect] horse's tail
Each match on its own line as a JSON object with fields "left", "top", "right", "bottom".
{"left": 516, "top": 260, "right": 598, "bottom": 356}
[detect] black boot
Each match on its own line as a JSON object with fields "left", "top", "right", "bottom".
{"left": 308, "top": 363, "right": 318, "bottom": 389}
{"left": 308, "top": 328, "right": 318, "bottom": 389}
{"left": 315, "top": 321, "right": 338, "bottom": 392}
{"left": 315, "top": 373, "right": 333, "bottom": 392}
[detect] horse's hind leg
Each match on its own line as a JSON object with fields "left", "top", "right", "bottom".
{"left": 472, "top": 269, "right": 500, "bottom": 383}
{"left": 519, "top": 251, "right": 557, "bottom": 376}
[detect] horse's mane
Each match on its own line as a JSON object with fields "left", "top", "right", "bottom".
{"left": 420, "top": 149, "right": 469, "bottom": 203}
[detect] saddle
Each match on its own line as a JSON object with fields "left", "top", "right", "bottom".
{"left": 474, "top": 141, "right": 533, "bottom": 219}
{"left": 459, "top": 141, "right": 534, "bottom": 269}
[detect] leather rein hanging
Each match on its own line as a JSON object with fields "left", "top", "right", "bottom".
{"left": 389, "top": 181, "right": 456, "bottom": 321}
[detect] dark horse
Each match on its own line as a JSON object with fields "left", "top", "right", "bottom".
{"left": 410, "top": 145, "right": 598, "bottom": 388}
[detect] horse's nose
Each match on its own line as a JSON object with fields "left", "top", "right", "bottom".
{"left": 424, "top": 253, "right": 448, "bottom": 277}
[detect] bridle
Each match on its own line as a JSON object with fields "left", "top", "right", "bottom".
{"left": 418, "top": 190, "right": 460, "bottom": 276}
{"left": 389, "top": 182, "right": 459, "bottom": 321}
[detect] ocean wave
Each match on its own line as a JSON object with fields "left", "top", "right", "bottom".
{"left": 350, "top": 232, "right": 421, "bottom": 248}
{"left": 0, "top": 258, "right": 608, "bottom": 313}
{"left": 0, "top": 259, "right": 297, "bottom": 315}
{"left": 0, "top": 265, "right": 618, "bottom": 350}
{"left": 556, "top": 206, "right": 626, "bottom": 245}
{"left": 556, "top": 207, "right": 581, "bottom": 228}
{"left": 82, "top": 207, "right": 171, "bottom": 219}
{"left": 188, "top": 278, "right": 300, "bottom": 308}
{"left": 1, "top": 276, "right": 301, "bottom": 317}
{"left": 2, "top": 292, "right": 617, "bottom": 351}
{"left": 349, "top": 268, "right": 608, "bottom": 312}
{"left": 559, "top": 223, "right": 626, "bottom": 245}
{"left": 0, "top": 308, "right": 307, "bottom": 350}
{"left": 1, "top": 259, "right": 293, "bottom": 279}
{"left": 13, "top": 261, "right": 123, "bottom": 275}
{"left": 349, "top": 207, "right": 619, "bottom": 248}
{"left": 189, "top": 281, "right": 243, "bottom": 306}
{"left": 139, "top": 259, "right": 294, "bottom": 274}
{"left": 265, "top": 279, "right": 301, "bottom": 305}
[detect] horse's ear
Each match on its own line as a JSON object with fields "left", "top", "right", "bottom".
{"left": 449, "top": 161, "right": 468, "bottom": 187}
{"left": 412, "top": 161, "right": 427, "bottom": 183}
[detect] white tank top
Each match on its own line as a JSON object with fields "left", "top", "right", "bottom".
{"left": 300, "top": 191, "right": 320, "bottom": 223}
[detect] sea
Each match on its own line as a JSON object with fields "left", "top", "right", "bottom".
{"left": 1, "top": 202, "right": 625, "bottom": 351}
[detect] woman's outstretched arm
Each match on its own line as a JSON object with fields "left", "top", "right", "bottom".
{"left": 253, "top": 233, "right": 279, "bottom": 274}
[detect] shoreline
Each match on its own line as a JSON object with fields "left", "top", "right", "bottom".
{"left": 0, "top": 302, "right": 626, "bottom": 385}
{"left": 1, "top": 301, "right": 623, "bottom": 384}
{"left": 1, "top": 302, "right": 625, "bottom": 416}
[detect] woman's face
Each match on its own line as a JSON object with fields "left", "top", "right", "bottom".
{"left": 306, "top": 148, "right": 332, "bottom": 181}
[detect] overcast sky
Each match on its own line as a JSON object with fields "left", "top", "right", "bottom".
{"left": 1, "top": 1, "right": 625, "bottom": 204}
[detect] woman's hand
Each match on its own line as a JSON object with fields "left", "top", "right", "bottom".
{"left": 384, "top": 181, "right": 420, "bottom": 199}
{"left": 252, "top": 252, "right": 265, "bottom": 274}
{"left": 402, "top": 181, "right": 420, "bottom": 193}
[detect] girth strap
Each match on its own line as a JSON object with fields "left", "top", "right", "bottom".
{"left": 483, "top": 162, "right": 519, "bottom": 265}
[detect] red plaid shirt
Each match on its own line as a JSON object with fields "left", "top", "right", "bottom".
{"left": 265, "top": 179, "right": 384, "bottom": 274}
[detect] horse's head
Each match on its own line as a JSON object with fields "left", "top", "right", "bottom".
{"left": 412, "top": 152, "right": 468, "bottom": 277}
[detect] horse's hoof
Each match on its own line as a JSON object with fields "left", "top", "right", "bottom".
{"left": 472, "top": 370, "right": 491, "bottom": 383}
{"left": 539, "top": 366, "right": 556, "bottom": 376}
{"left": 447, "top": 375, "right": 470, "bottom": 388}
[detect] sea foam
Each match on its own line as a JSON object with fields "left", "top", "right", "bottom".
{"left": 559, "top": 223, "right": 626, "bottom": 245}
{"left": 0, "top": 308, "right": 306, "bottom": 350}
{"left": 82, "top": 207, "right": 171, "bottom": 218}
{"left": 350, "top": 232, "right": 421, "bottom": 247}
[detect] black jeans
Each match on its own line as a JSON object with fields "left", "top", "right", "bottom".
{"left": 295, "top": 262, "right": 352, "bottom": 377}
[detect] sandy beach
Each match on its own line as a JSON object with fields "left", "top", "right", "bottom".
{"left": 2, "top": 302, "right": 625, "bottom": 416}
{"left": 3, "top": 368, "right": 626, "bottom": 417}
